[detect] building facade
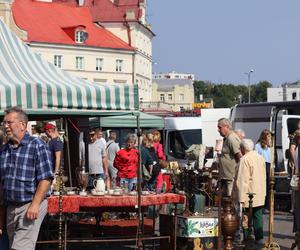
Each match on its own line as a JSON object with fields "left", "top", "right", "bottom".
{"left": 268, "top": 82, "right": 300, "bottom": 102}
{"left": 4, "top": 0, "right": 154, "bottom": 102}
{"left": 141, "top": 72, "right": 195, "bottom": 112}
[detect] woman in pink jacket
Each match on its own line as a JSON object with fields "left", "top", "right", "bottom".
{"left": 152, "top": 130, "right": 166, "bottom": 192}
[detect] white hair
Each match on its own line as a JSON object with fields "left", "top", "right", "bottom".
{"left": 235, "top": 129, "right": 245, "bottom": 139}
{"left": 240, "top": 138, "right": 254, "bottom": 152}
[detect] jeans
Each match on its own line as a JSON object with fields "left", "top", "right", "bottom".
{"left": 120, "top": 177, "right": 137, "bottom": 191}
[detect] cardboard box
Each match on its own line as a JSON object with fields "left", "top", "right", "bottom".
{"left": 177, "top": 215, "right": 218, "bottom": 238}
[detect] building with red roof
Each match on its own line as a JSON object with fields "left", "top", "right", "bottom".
{"left": 0, "top": 0, "right": 154, "bottom": 101}
{"left": 51, "top": 0, "right": 155, "bottom": 101}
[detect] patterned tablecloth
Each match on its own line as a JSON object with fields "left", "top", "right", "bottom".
{"left": 47, "top": 193, "right": 186, "bottom": 214}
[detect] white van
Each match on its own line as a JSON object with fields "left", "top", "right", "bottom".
{"left": 163, "top": 117, "right": 203, "bottom": 166}
{"left": 230, "top": 101, "right": 300, "bottom": 198}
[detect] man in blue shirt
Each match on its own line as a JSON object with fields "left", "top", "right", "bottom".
{"left": 0, "top": 107, "right": 53, "bottom": 250}
{"left": 44, "top": 123, "right": 63, "bottom": 176}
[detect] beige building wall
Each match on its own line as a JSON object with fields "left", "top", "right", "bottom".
{"left": 29, "top": 43, "right": 134, "bottom": 84}
{"left": 152, "top": 82, "right": 194, "bottom": 111}
{"left": 102, "top": 22, "right": 153, "bottom": 102}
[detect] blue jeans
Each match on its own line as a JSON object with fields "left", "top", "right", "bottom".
{"left": 120, "top": 177, "right": 137, "bottom": 191}
{"left": 0, "top": 234, "right": 9, "bottom": 250}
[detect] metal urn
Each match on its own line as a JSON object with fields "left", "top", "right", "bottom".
{"left": 221, "top": 196, "right": 238, "bottom": 250}
{"left": 77, "top": 169, "right": 89, "bottom": 196}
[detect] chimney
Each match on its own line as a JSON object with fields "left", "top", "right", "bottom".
{"left": 78, "top": 0, "right": 84, "bottom": 6}
{"left": 125, "top": 9, "right": 135, "bottom": 20}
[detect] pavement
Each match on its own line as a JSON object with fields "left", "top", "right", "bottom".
{"left": 262, "top": 211, "right": 295, "bottom": 250}
{"left": 36, "top": 210, "right": 295, "bottom": 250}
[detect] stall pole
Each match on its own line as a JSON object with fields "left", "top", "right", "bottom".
{"left": 263, "top": 131, "right": 280, "bottom": 250}
{"left": 136, "top": 113, "right": 143, "bottom": 249}
{"left": 64, "top": 118, "right": 73, "bottom": 186}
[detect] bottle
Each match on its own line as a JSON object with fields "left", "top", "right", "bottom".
{"left": 132, "top": 183, "right": 136, "bottom": 192}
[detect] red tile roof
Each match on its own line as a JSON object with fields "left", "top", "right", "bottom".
{"left": 53, "top": 0, "right": 142, "bottom": 23}
{"left": 12, "top": 0, "right": 134, "bottom": 50}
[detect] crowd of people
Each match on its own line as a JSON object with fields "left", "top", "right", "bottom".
{"left": 217, "top": 118, "right": 270, "bottom": 245}
{"left": 0, "top": 107, "right": 169, "bottom": 249}
{"left": 0, "top": 107, "right": 298, "bottom": 249}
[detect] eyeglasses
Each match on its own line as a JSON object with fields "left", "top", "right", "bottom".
{"left": 1, "top": 121, "right": 20, "bottom": 126}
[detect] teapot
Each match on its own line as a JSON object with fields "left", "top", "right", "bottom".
{"left": 93, "top": 178, "right": 105, "bottom": 193}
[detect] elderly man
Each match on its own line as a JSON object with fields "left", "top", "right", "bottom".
{"left": 218, "top": 118, "right": 242, "bottom": 196}
{"left": 0, "top": 107, "right": 53, "bottom": 249}
{"left": 235, "top": 138, "right": 266, "bottom": 244}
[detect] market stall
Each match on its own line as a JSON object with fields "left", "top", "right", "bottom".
{"left": 0, "top": 19, "right": 187, "bottom": 250}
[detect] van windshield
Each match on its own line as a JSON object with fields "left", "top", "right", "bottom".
{"left": 168, "top": 129, "right": 202, "bottom": 159}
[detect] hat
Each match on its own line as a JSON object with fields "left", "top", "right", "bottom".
{"left": 44, "top": 123, "right": 56, "bottom": 131}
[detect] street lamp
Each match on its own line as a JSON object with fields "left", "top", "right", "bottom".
{"left": 244, "top": 69, "right": 254, "bottom": 103}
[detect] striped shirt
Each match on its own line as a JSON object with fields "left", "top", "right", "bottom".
{"left": 0, "top": 132, "right": 53, "bottom": 203}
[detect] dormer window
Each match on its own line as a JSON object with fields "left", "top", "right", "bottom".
{"left": 75, "top": 30, "right": 88, "bottom": 43}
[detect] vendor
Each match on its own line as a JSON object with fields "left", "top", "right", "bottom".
{"left": 88, "top": 129, "right": 108, "bottom": 188}
{"left": 44, "top": 123, "right": 63, "bottom": 176}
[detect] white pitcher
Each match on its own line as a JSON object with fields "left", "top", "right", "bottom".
{"left": 93, "top": 178, "right": 105, "bottom": 193}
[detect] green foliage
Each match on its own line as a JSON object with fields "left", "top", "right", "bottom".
{"left": 193, "top": 80, "right": 272, "bottom": 108}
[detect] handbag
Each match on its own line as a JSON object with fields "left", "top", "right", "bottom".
{"left": 142, "top": 165, "right": 151, "bottom": 181}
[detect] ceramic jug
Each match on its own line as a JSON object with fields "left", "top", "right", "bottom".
{"left": 93, "top": 178, "right": 105, "bottom": 193}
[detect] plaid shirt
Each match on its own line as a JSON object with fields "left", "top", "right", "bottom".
{"left": 0, "top": 132, "right": 53, "bottom": 203}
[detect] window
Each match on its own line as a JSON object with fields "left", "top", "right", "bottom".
{"left": 179, "top": 94, "right": 184, "bottom": 102}
{"left": 292, "top": 92, "right": 297, "bottom": 100}
{"left": 168, "top": 129, "right": 202, "bottom": 159}
{"left": 116, "top": 59, "right": 123, "bottom": 72}
{"left": 54, "top": 55, "right": 63, "bottom": 69}
{"left": 168, "top": 94, "right": 172, "bottom": 101}
{"left": 160, "top": 94, "right": 165, "bottom": 102}
{"left": 75, "top": 31, "right": 86, "bottom": 43}
{"left": 96, "top": 58, "right": 103, "bottom": 71}
{"left": 76, "top": 57, "right": 84, "bottom": 70}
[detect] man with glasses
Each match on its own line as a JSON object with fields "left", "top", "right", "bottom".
{"left": 217, "top": 118, "right": 242, "bottom": 196}
{"left": 0, "top": 107, "right": 53, "bottom": 250}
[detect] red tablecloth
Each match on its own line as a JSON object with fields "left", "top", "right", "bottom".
{"left": 47, "top": 193, "right": 185, "bottom": 214}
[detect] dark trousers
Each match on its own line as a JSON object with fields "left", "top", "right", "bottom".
{"left": 244, "top": 206, "right": 264, "bottom": 240}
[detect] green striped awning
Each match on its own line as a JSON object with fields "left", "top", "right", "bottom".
{"left": 0, "top": 19, "right": 139, "bottom": 114}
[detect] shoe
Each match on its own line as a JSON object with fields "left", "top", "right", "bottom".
{"left": 255, "top": 239, "right": 264, "bottom": 245}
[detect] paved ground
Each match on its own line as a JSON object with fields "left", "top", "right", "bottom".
{"left": 37, "top": 210, "right": 295, "bottom": 249}
{"left": 263, "top": 211, "right": 295, "bottom": 250}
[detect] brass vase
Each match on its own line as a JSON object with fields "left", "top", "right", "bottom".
{"left": 221, "top": 197, "right": 238, "bottom": 250}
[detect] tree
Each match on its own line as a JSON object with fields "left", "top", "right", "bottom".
{"left": 251, "top": 81, "right": 272, "bottom": 103}
{"left": 193, "top": 80, "right": 272, "bottom": 108}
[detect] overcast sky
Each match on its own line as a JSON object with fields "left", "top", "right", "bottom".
{"left": 148, "top": 0, "right": 300, "bottom": 87}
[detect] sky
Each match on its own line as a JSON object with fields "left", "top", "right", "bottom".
{"left": 147, "top": 0, "right": 300, "bottom": 87}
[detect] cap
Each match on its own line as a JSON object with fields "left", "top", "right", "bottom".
{"left": 44, "top": 123, "right": 56, "bottom": 131}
